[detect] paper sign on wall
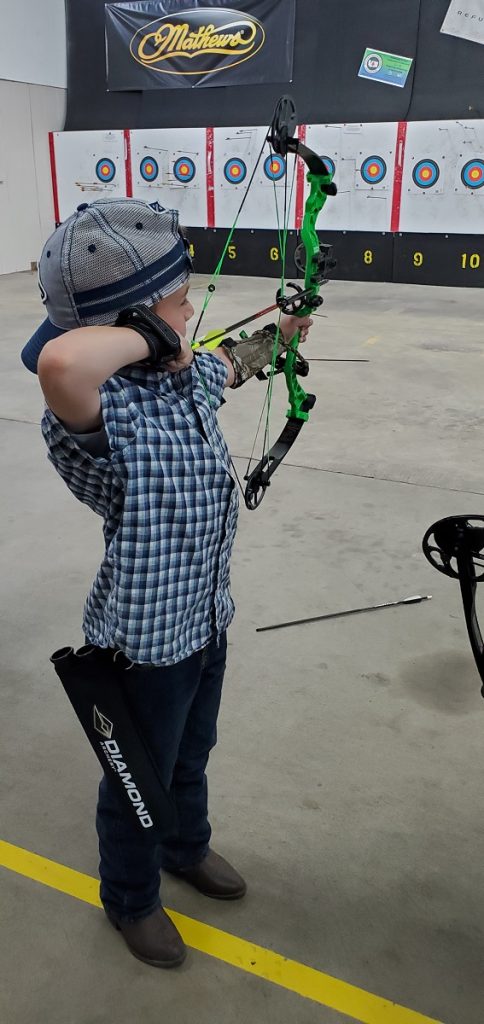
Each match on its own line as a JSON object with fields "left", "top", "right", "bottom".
{"left": 441, "top": 1, "right": 484, "bottom": 46}
{"left": 358, "top": 48, "right": 413, "bottom": 88}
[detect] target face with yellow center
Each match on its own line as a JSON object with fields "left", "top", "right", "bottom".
{"left": 140, "top": 156, "right": 159, "bottom": 182}
{"left": 173, "top": 157, "right": 196, "bottom": 183}
{"left": 224, "top": 158, "right": 247, "bottom": 184}
{"left": 361, "top": 156, "right": 387, "bottom": 185}
{"left": 263, "top": 155, "right": 286, "bottom": 181}
{"left": 461, "top": 159, "right": 484, "bottom": 190}
{"left": 412, "top": 159, "right": 440, "bottom": 189}
{"left": 95, "top": 158, "right": 116, "bottom": 183}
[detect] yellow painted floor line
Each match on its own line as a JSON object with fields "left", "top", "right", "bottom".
{"left": 0, "top": 839, "right": 444, "bottom": 1024}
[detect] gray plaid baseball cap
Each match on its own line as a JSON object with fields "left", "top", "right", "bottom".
{"left": 21, "top": 198, "right": 192, "bottom": 372}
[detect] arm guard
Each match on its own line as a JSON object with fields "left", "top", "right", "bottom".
{"left": 220, "top": 325, "right": 286, "bottom": 389}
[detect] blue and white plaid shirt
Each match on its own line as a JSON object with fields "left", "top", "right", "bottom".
{"left": 41, "top": 354, "right": 239, "bottom": 665}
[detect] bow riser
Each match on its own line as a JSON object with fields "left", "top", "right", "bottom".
{"left": 283, "top": 169, "right": 333, "bottom": 422}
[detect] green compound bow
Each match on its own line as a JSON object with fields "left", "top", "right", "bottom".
{"left": 193, "top": 95, "right": 337, "bottom": 510}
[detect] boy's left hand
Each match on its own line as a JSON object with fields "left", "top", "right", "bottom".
{"left": 279, "top": 314, "right": 313, "bottom": 347}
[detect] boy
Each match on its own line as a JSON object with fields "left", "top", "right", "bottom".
{"left": 22, "top": 198, "right": 312, "bottom": 968}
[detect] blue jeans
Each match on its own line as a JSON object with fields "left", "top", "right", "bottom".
{"left": 96, "top": 633, "right": 227, "bottom": 921}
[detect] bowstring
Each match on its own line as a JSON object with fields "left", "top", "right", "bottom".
{"left": 191, "top": 128, "right": 271, "bottom": 344}
{"left": 244, "top": 142, "right": 297, "bottom": 480}
{"left": 191, "top": 125, "right": 277, "bottom": 501}
{"left": 192, "top": 119, "right": 297, "bottom": 503}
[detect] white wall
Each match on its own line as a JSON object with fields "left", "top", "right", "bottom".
{"left": 0, "top": 0, "right": 67, "bottom": 88}
{"left": 0, "top": 81, "right": 66, "bottom": 274}
{"left": 0, "top": 0, "right": 67, "bottom": 273}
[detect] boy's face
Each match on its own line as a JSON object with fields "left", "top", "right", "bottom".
{"left": 151, "top": 282, "right": 194, "bottom": 339}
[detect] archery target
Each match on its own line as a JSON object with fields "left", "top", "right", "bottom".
{"left": 412, "top": 159, "right": 440, "bottom": 189}
{"left": 173, "top": 157, "right": 196, "bottom": 183}
{"left": 305, "top": 123, "right": 394, "bottom": 229}
{"left": 140, "top": 156, "right": 159, "bottom": 182}
{"left": 224, "top": 158, "right": 247, "bottom": 184}
{"left": 399, "top": 121, "right": 484, "bottom": 232}
{"left": 461, "top": 159, "right": 484, "bottom": 190}
{"left": 95, "top": 158, "right": 116, "bottom": 183}
{"left": 130, "top": 128, "right": 206, "bottom": 226}
{"left": 51, "top": 131, "right": 126, "bottom": 221}
{"left": 214, "top": 125, "right": 296, "bottom": 228}
{"left": 321, "top": 156, "right": 336, "bottom": 178}
{"left": 263, "top": 154, "right": 286, "bottom": 181}
{"left": 360, "top": 155, "right": 387, "bottom": 185}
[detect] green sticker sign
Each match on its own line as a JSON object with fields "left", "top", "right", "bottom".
{"left": 358, "top": 48, "right": 413, "bottom": 88}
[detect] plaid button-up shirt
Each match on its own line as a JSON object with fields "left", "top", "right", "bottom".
{"left": 41, "top": 354, "right": 238, "bottom": 665}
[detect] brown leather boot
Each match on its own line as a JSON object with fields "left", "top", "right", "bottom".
{"left": 107, "top": 907, "right": 186, "bottom": 967}
{"left": 166, "top": 850, "right": 247, "bottom": 900}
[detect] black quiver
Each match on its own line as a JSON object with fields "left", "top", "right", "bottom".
{"left": 51, "top": 645, "right": 177, "bottom": 837}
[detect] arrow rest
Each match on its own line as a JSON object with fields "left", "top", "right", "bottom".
{"left": 276, "top": 282, "right": 324, "bottom": 315}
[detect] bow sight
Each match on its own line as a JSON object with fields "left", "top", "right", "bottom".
{"left": 293, "top": 242, "right": 337, "bottom": 281}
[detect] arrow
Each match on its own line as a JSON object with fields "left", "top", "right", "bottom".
{"left": 256, "top": 595, "right": 432, "bottom": 634}
{"left": 192, "top": 302, "right": 280, "bottom": 350}
{"left": 306, "top": 358, "right": 369, "bottom": 363}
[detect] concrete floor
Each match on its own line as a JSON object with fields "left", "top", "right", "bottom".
{"left": 1, "top": 270, "right": 484, "bottom": 1023}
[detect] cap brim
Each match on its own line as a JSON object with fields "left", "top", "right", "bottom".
{"left": 21, "top": 318, "right": 66, "bottom": 374}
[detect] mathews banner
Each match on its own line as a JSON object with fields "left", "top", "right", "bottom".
{"left": 105, "top": 0, "right": 295, "bottom": 90}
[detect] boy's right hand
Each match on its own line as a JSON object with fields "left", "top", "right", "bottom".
{"left": 164, "top": 336, "right": 194, "bottom": 373}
